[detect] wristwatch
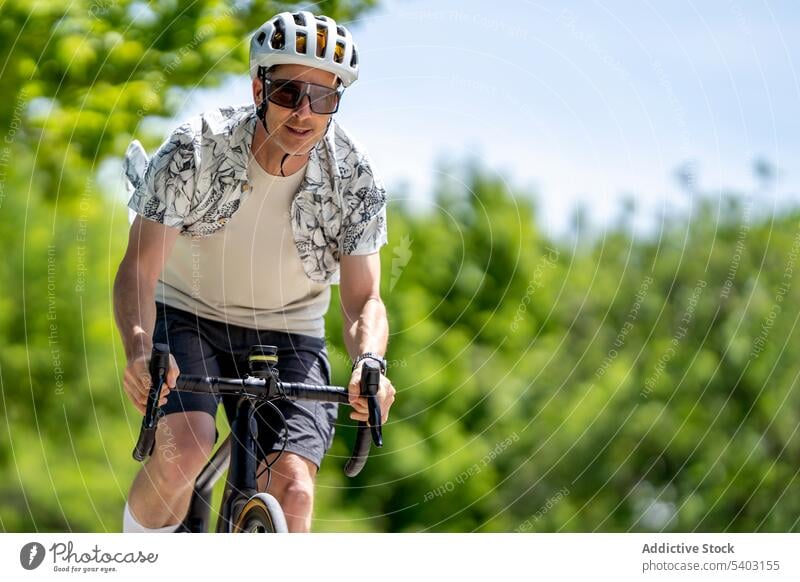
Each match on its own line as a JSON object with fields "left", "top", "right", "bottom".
{"left": 352, "top": 352, "right": 387, "bottom": 374}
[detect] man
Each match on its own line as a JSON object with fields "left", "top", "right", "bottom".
{"left": 114, "top": 11, "right": 395, "bottom": 533}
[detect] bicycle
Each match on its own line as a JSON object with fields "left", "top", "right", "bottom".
{"left": 132, "top": 343, "right": 383, "bottom": 533}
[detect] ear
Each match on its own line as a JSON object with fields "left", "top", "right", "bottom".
{"left": 252, "top": 77, "right": 263, "bottom": 103}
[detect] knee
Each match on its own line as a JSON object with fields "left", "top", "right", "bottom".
{"left": 153, "top": 448, "right": 209, "bottom": 488}
{"left": 147, "top": 429, "right": 214, "bottom": 489}
{"left": 280, "top": 480, "right": 314, "bottom": 515}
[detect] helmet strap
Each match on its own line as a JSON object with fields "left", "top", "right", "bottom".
{"left": 256, "top": 67, "right": 271, "bottom": 135}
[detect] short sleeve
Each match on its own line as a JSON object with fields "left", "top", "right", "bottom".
{"left": 341, "top": 152, "right": 388, "bottom": 256}
{"left": 126, "top": 123, "right": 197, "bottom": 229}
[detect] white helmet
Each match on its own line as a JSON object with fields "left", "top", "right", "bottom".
{"left": 249, "top": 11, "right": 359, "bottom": 87}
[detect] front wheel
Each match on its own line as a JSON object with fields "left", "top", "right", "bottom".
{"left": 232, "top": 493, "right": 288, "bottom": 533}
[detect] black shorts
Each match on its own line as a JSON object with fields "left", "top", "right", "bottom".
{"left": 153, "top": 301, "right": 338, "bottom": 469}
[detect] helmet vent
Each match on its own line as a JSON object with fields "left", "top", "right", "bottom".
{"left": 350, "top": 46, "right": 358, "bottom": 67}
{"left": 316, "top": 23, "right": 328, "bottom": 57}
{"left": 334, "top": 40, "right": 345, "bottom": 64}
{"left": 296, "top": 31, "right": 308, "bottom": 54}
{"left": 256, "top": 31, "right": 267, "bottom": 45}
{"left": 271, "top": 20, "right": 285, "bottom": 49}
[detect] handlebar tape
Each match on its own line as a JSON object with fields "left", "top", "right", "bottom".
{"left": 131, "top": 343, "right": 170, "bottom": 461}
{"left": 344, "top": 360, "right": 383, "bottom": 477}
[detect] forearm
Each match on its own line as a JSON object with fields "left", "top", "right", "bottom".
{"left": 342, "top": 297, "right": 388, "bottom": 361}
{"left": 113, "top": 264, "right": 157, "bottom": 361}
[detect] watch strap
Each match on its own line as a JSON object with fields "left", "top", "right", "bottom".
{"left": 352, "top": 352, "right": 386, "bottom": 374}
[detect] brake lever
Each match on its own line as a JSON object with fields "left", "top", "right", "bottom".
{"left": 132, "top": 343, "right": 170, "bottom": 461}
{"left": 361, "top": 362, "right": 383, "bottom": 447}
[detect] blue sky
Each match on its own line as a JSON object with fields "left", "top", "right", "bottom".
{"left": 171, "top": 0, "right": 800, "bottom": 237}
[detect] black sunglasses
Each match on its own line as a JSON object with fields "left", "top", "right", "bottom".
{"left": 263, "top": 78, "right": 343, "bottom": 114}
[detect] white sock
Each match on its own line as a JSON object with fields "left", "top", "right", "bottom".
{"left": 123, "top": 501, "right": 181, "bottom": 533}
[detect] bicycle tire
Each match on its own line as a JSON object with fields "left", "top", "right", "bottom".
{"left": 232, "top": 493, "right": 288, "bottom": 533}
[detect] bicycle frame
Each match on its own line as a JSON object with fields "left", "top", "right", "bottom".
{"left": 181, "top": 436, "right": 230, "bottom": 533}
{"left": 134, "top": 343, "right": 383, "bottom": 533}
{"left": 181, "top": 395, "right": 259, "bottom": 533}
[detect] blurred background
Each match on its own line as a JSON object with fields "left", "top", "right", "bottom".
{"left": 1, "top": 0, "right": 799, "bottom": 532}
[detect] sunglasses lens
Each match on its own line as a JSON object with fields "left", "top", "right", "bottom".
{"left": 268, "top": 82, "right": 302, "bottom": 109}
{"left": 308, "top": 88, "right": 340, "bottom": 114}
{"left": 267, "top": 81, "right": 340, "bottom": 114}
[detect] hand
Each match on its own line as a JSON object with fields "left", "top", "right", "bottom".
{"left": 123, "top": 351, "right": 179, "bottom": 414}
{"left": 347, "top": 362, "right": 395, "bottom": 425}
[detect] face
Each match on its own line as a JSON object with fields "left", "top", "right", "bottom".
{"left": 252, "top": 64, "right": 339, "bottom": 155}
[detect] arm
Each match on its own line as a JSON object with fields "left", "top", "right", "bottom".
{"left": 118, "top": 121, "right": 197, "bottom": 413}
{"left": 339, "top": 252, "right": 395, "bottom": 424}
{"left": 113, "top": 216, "right": 180, "bottom": 413}
{"left": 339, "top": 253, "right": 388, "bottom": 359}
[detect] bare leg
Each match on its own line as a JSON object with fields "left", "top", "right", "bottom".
{"left": 257, "top": 452, "right": 318, "bottom": 533}
{"left": 126, "top": 411, "right": 216, "bottom": 529}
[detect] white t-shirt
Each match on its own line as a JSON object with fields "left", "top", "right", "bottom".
{"left": 156, "top": 154, "right": 330, "bottom": 338}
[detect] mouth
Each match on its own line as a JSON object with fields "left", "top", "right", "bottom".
{"left": 286, "top": 126, "right": 313, "bottom": 137}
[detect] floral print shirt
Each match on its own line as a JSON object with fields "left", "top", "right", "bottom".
{"left": 124, "top": 104, "right": 387, "bottom": 285}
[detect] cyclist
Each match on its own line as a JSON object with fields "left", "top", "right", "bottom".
{"left": 114, "top": 11, "right": 395, "bottom": 533}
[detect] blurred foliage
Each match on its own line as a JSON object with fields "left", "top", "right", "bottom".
{"left": 320, "top": 164, "right": 800, "bottom": 533}
{"left": 0, "top": 0, "right": 377, "bottom": 169}
{"left": 1, "top": 0, "right": 799, "bottom": 534}
{"left": 3, "top": 142, "right": 800, "bottom": 531}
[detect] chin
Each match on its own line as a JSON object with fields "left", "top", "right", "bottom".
{"left": 280, "top": 142, "right": 309, "bottom": 156}
{"left": 282, "top": 133, "right": 319, "bottom": 153}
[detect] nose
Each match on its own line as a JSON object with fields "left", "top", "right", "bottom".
{"left": 293, "top": 95, "right": 313, "bottom": 119}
